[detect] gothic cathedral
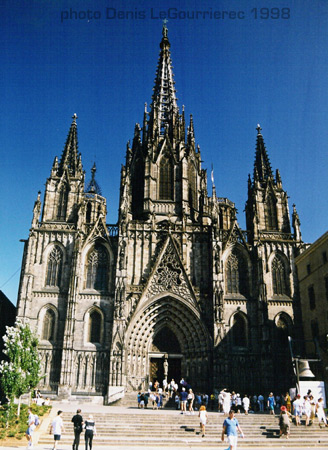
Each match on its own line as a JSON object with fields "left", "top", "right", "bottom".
{"left": 17, "top": 25, "right": 304, "bottom": 401}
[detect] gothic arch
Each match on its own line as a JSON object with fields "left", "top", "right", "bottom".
{"left": 84, "top": 306, "right": 104, "bottom": 346}
{"left": 188, "top": 161, "right": 197, "bottom": 210}
{"left": 265, "top": 191, "right": 277, "bottom": 230}
{"left": 82, "top": 240, "right": 112, "bottom": 292}
{"left": 229, "top": 311, "right": 249, "bottom": 348}
{"left": 43, "top": 242, "right": 66, "bottom": 289}
{"left": 273, "top": 312, "right": 293, "bottom": 353}
{"left": 158, "top": 154, "right": 174, "bottom": 200}
{"left": 269, "top": 252, "right": 290, "bottom": 296}
{"left": 123, "top": 294, "right": 211, "bottom": 390}
{"left": 38, "top": 304, "right": 59, "bottom": 343}
{"left": 223, "top": 246, "right": 250, "bottom": 296}
{"left": 56, "top": 179, "right": 70, "bottom": 221}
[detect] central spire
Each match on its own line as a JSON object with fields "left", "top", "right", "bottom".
{"left": 149, "top": 23, "right": 178, "bottom": 138}
{"left": 253, "top": 124, "right": 274, "bottom": 182}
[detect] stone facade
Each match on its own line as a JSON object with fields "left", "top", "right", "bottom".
{"left": 17, "top": 26, "right": 305, "bottom": 400}
{"left": 295, "top": 231, "right": 328, "bottom": 381}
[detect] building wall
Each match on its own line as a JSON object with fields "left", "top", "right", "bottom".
{"left": 295, "top": 231, "right": 328, "bottom": 380}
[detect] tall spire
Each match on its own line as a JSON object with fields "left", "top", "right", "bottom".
{"left": 253, "top": 124, "right": 273, "bottom": 182}
{"left": 58, "top": 114, "right": 80, "bottom": 176}
{"left": 148, "top": 23, "right": 178, "bottom": 138}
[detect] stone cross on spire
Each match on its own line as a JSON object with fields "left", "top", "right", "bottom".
{"left": 256, "top": 124, "right": 262, "bottom": 135}
{"left": 72, "top": 113, "right": 78, "bottom": 123}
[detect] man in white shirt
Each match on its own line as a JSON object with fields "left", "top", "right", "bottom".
{"left": 25, "top": 408, "right": 36, "bottom": 448}
{"left": 50, "top": 410, "right": 65, "bottom": 449}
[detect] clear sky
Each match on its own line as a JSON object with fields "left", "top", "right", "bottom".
{"left": 1, "top": 0, "right": 328, "bottom": 305}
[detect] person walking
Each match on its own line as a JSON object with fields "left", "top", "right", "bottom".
{"left": 279, "top": 406, "right": 292, "bottom": 439}
{"left": 293, "top": 394, "right": 303, "bottom": 426}
{"left": 50, "top": 410, "right": 65, "bottom": 450}
{"left": 199, "top": 405, "right": 208, "bottom": 437}
{"left": 71, "top": 408, "right": 84, "bottom": 450}
{"left": 316, "top": 398, "right": 328, "bottom": 428}
{"left": 221, "top": 409, "right": 244, "bottom": 450}
{"left": 84, "top": 414, "right": 97, "bottom": 450}
{"left": 303, "top": 395, "right": 311, "bottom": 426}
{"left": 25, "top": 408, "right": 36, "bottom": 448}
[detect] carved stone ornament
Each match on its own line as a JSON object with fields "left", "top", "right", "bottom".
{"left": 146, "top": 241, "right": 194, "bottom": 304}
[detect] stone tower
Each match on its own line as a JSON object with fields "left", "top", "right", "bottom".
{"left": 16, "top": 26, "right": 304, "bottom": 400}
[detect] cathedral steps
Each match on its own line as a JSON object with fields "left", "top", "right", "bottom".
{"left": 37, "top": 409, "right": 328, "bottom": 447}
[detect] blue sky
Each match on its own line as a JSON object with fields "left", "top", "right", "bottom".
{"left": 1, "top": 0, "right": 328, "bottom": 305}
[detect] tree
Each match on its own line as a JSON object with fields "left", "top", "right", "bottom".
{"left": 0, "top": 319, "right": 42, "bottom": 417}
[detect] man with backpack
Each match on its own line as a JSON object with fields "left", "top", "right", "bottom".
{"left": 25, "top": 408, "right": 38, "bottom": 448}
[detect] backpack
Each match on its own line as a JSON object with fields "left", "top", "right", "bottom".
{"left": 34, "top": 415, "right": 40, "bottom": 426}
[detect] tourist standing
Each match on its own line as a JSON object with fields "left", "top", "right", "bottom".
{"left": 242, "top": 395, "right": 250, "bottom": 415}
{"left": 221, "top": 409, "right": 244, "bottom": 450}
{"left": 72, "top": 409, "right": 84, "bottom": 450}
{"left": 50, "top": 410, "right": 65, "bottom": 450}
{"left": 267, "top": 392, "right": 275, "bottom": 415}
{"left": 258, "top": 394, "right": 264, "bottom": 412}
{"left": 187, "top": 388, "right": 195, "bottom": 414}
{"left": 284, "top": 392, "right": 291, "bottom": 413}
{"left": 84, "top": 414, "right": 97, "bottom": 450}
{"left": 221, "top": 389, "right": 231, "bottom": 415}
{"left": 180, "top": 387, "right": 188, "bottom": 414}
{"left": 199, "top": 405, "right": 208, "bottom": 437}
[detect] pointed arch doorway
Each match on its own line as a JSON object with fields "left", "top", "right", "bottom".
{"left": 149, "top": 326, "right": 182, "bottom": 385}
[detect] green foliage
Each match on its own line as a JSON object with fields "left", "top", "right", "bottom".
{"left": 0, "top": 403, "right": 51, "bottom": 440}
{"left": 0, "top": 320, "right": 42, "bottom": 403}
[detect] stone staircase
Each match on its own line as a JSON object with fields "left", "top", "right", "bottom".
{"left": 38, "top": 408, "right": 328, "bottom": 447}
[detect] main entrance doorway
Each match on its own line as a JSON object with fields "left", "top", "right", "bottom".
{"left": 149, "top": 355, "right": 181, "bottom": 385}
{"left": 149, "top": 326, "right": 182, "bottom": 385}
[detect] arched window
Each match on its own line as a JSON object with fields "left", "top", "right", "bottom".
{"left": 42, "top": 309, "right": 55, "bottom": 341}
{"left": 265, "top": 194, "right": 277, "bottom": 230}
{"left": 86, "top": 203, "right": 92, "bottom": 223}
{"left": 88, "top": 310, "right": 101, "bottom": 343}
{"left": 85, "top": 244, "right": 109, "bottom": 291}
{"left": 159, "top": 156, "right": 174, "bottom": 200}
{"left": 188, "top": 163, "right": 197, "bottom": 210}
{"left": 272, "top": 255, "right": 288, "bottom": 295}
{"left": 56, "top": 184, "right": 68, "bottom": 220}
{"left": 275, "top": 314, "right": 289, "bottom": 349}
{"left": 232, "top": 313, "right": 247, "bottom": 347}
{"left": 46, "top": 246, "right": 63, "bottom": 287}
{"left": 225, "top": 250, "right": 248, "bottom": 295}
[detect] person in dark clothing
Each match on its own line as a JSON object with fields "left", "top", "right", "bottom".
{"left": 71, "top": 409, "right": 83, "bottom": 450}
{"left": 84, "top": 415, "right": 96, "bottom": 450}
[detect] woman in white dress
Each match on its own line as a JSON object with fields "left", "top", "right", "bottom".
{"left": 221, "top": 389, "right": 231, "bottom": 415}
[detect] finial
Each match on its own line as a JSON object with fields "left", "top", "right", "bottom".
{"left": 256, "top": 124, "right": 262, "bottom": 135}
{"left": 72, "top": 113, "right": 78, "bottom": 123}
{"left": 162, "top": 19, "right": 168, "bottom": 37}
{"left": 144, "top": 102, "right": 147, "bottom": 113}
{"left": 91, "top": 162, "right": 96, "bottom": 179}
